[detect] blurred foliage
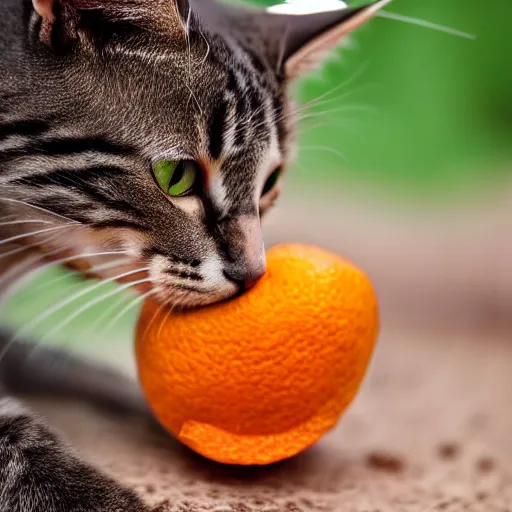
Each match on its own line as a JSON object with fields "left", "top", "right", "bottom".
{"left": 248, "top": 0, "right": 512, "bottom": 197}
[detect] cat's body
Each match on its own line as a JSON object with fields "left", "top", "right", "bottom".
{"left": 0, "top": 0, "right": 388, "bottom": 509}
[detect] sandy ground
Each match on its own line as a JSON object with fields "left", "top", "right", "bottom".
{"left": 27, "top": 188, "right": 512, "bottom": 511}
{"left": 32, "top": 319, "right": 512, "bottom": 512}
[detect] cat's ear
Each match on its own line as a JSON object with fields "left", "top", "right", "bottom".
{"left": 268, "top": 0, "right": 391, "bottom": 79}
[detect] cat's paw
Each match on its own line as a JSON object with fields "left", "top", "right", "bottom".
{"left": 0, "top": 396, "right": 149, "bottom": 512}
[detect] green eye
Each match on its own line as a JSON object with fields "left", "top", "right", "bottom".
{"left": 262, "top": 167, "right": 282, "bottom": 196}
{"left": 153, "top": 160, "right": 199, "bottom": 197}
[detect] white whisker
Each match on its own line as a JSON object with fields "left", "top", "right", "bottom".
{"left": 378, "top": 11, "right": 476, "bottom": 40}
{"left": 140, "top": 296, "right": 172, "bottom": 342}
{"left": 83, "top": 258, "right": 132, "bottom": 275}
{"left": 300, "top": 145, "right": 350, "bottom": 163}
{"left": 28, "top": 257, "right": 131, "bottom": 296}
{"left": 24, "top": 250, "right": 128, "bottom": 285}
{"left": 157, "top": 298, "right": 175, "bottom": 339}
{"left": 184, "top": 5, "right": 202, "bottom": 115}
{"left": 0, "top": 197, "right": 81, "bottom": 224}
{"left": 75, "top": 292, "right": 132, "bottom": 346}
{"left": 0, "top": 219, "right": 57, "bottom": 227}
{"left": 0, "top": 254, "right": 44, "bottom": 308}
{"left": 97, "top": 290, "right": 154, "bottom": 341}
{"left": 297, "top": 120, "right": 363, "bottom": 142}
{"left": 29, "top": 270, "right": 82, "bottom": 296}
{"left": 0, "top": 230, "right": 75, "bottom": 260}
{"left": 39, "top": 277, "right": 152, "bottom": 342}
{"left": 1, "top": 251, "right": 127, "bottom": 288}
{"left": 4, "top": 266, "right": 150, "bottom": 354}
{"left": 298, "top": 104, "right": 379, "bottom": 123}
{"left": 296, "top": 61, "right": 369, "bottom": 112}
{"left": 0, "top": 225, "right": 75, "bottom": 248}
{"left": 199, "top": 27, "right": 211, "bottom": 66}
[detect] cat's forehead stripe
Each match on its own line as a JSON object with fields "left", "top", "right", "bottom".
{"left": 207, "top": 99, "right": 228, "bottom": 161}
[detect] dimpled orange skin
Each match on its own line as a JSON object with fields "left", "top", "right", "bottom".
{"left": 136, "top": 244, "right": 379, "bottom": 466}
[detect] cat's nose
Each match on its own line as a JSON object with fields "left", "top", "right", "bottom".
{"left": 223, "top": 262, "right": 266, "bottom": 291}
{"left": 221, "top": 214, "right": 266, "bottom": 290}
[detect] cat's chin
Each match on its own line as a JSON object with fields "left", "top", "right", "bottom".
{"left": 150, "top": 284, "right": 238, "bottom": 311}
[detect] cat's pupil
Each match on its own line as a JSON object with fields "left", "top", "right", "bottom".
{"left": 170, "top": 162, "right": 187, "bottom": 188}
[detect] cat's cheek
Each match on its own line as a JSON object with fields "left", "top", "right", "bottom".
{"left": 167, "top": 196, "right": 203, "bottom": 217}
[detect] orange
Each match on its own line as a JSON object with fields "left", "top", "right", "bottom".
{"left": 136, "top": 244, "right": 379, "bottom": 465}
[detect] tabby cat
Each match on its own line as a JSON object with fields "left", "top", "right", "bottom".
{"left": 0, "top": 0, "right": 388, "bottom": 509}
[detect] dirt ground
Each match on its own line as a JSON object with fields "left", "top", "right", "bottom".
{"left": 29, "top": 189, "right": 512, "bottom": 511}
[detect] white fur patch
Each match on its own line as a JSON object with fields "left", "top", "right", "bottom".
{"left": 268, "top": 0, "right": 348, "bottom": 15}
{"left": 200, "top": 252, "right": 230, "bottom": 289}
{"left": 209, "top": 175, "right": 230, "bottom": 216}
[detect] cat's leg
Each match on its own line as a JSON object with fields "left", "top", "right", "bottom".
{"left": 0, "top": 329, "right": 153, "bottom": 512}
{"left": 0, "top": 266, "right": 152, "bottom": 512}
{"left": 0, "top": 249, "right": 156, "bottom": 511}
{"left": 0, "top": 391, "right": 150, "bottom": 512}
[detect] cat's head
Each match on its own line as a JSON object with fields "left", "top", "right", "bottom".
{"left": 9, "top": 0, "right": 388, "bottom": 307}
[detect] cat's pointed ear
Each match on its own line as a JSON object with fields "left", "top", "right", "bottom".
{"left": 270, "top": 0, "right": 391, "bottom": 79}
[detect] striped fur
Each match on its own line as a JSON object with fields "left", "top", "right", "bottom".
{"left": 0, "top": 0, "right": 385, "bottom": 307}
{"left": 0, "top": 0, "right": 302, "bottom": 308}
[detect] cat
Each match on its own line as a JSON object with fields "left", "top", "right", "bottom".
{"left": 0, "top": 0, "right": 389, "bottom": 510}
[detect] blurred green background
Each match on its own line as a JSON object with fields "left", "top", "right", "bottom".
{"left": 288, "top": 0, "right": 511, "bottom": 198}
{"left": 1, "top": 0, "right": 510, "bottom": 367}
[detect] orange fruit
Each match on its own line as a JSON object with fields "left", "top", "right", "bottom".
{"left": 136, "top": 244, "right": 379, "bottom": 465}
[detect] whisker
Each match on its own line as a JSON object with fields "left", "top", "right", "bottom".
{"left": 0, "top": 250, "right": 131, "bottom": 318}
{"left": 0, "top": 254, "right": 44, "bottom": 308}
{"left": 3, "top": 266, "right": 150, "bottom": 358}
{"left": 300, "top": 145, "right": 350, "bottom": 163}
{"left": 141, "top": 296, "right": 171, "bottom": 342}
{"left": 39, "top": 277, "right": 152, "bottom": 343}
{"left": 296, "top": 104, "right": 380, "bottom": 124}
{"left": 0, "top": 219, "right": 57, "bottom": 227}
{"left": 199, "top": 27, "right": 211, "bottom": 66}
{"left": 82, "top": 258, "right": 132, "bottom": 276}
{"left": 251, "top": 91, "right": 378, "bottom": 134}
{"left": 184, "top": 5, "right": 202, "bottom": 115}
{"left": 157, "top": 299, "right": 175, "bottom": 340}
{"left": 378, "top": 11, "right": 476, "bottom": 40}
{"left": 0, "top": 224, "right": 75, "bottom": 248}
{"left": 75, "top": 292, "right": 132, "bottom": 347}
{"left": 0, "top": 197, "right": 81, "bottom": 224}
{"left": 96, "top": 290, "right": 154, "bottom": 341}
{"left": 295, "top": 61, "right": 369, "bottom": 112}
{"left": 0, "top": 250, "right": 128, "bottom": 289}
{"left": 25, "top": 257, "right": 132, "bottom": 305}
{"left": 28, "top": 269, "right": 83, "bottom": 296}
{"left": 297, "top": 120, "right": 363, "bottom": 142}
{"left": 0, "top": 231, "right": 67, "bottom": 260}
